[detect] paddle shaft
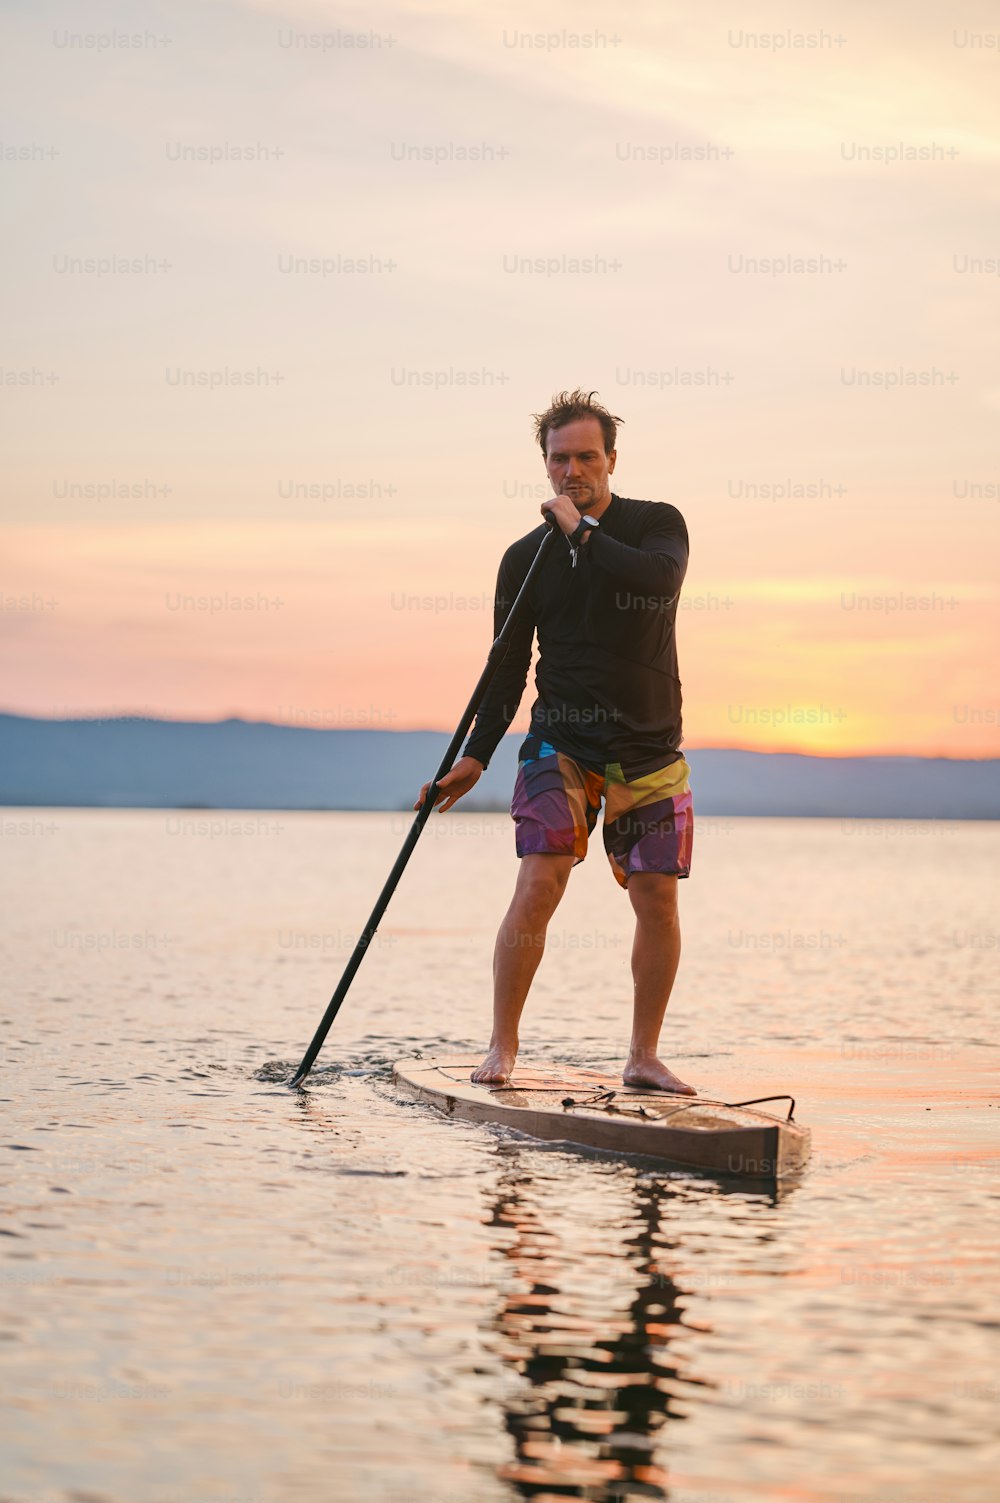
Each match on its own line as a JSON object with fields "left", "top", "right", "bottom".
{"left": 288, "top": 522, "right": 559, "bottom": 1087}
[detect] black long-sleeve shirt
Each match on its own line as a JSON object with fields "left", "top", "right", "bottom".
{"left": 463, "top": 493, "right": 689, "bottom": 779}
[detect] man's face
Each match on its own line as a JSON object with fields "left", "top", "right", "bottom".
{"left": 544, "top": 416, "right": 616, "bottom": 513}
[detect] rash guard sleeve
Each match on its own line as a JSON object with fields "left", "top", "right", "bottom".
{"left": 585, "top": 504, "right": 688, "bottom": 600}
{"left": 461, "top": 546, "right": 536, "bottom": 770}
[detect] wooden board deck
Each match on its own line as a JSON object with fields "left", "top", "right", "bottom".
{"left": 393, "top": 1057, "right": 811, "bottom": 1180}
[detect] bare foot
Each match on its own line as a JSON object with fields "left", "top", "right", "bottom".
{"left": 471, "top": 1043, "right": 517, "bottom": 1084}
{"left": 623, "top": 1054, "right": 696, "bottom": 1095}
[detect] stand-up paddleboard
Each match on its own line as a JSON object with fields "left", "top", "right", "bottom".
{"left": 394, "top": 1058, "right": 810, "bottom": 1180}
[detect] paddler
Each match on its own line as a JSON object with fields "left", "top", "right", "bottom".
{"left": 414, "top": 389, "right": 695, "bottom": 1093}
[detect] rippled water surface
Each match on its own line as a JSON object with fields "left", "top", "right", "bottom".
{"left": 2, "top": 809, "right": 998, "bottom": 1503}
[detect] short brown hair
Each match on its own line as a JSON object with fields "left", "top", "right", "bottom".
{"left": 533, "top": 388, "right": 623, "bottom": 458}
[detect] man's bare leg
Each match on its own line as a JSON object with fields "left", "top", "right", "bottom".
{"left": 472, "top": 853, "right": 574, "bottom": 1083}
{"left": 622, "top": 872, "right": 695, "bottom": 1094}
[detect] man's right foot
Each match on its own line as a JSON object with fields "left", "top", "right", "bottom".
{"left": 471, "top": 1045, "right": 517, "bottom": 1084}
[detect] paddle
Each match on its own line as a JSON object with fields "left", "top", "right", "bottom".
{"left": 288, "top": 519, "right": 559, "bottom": 1087}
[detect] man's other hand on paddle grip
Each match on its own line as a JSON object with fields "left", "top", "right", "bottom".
{"left": 414, "top": 755, "right": 485, "bottom": 813}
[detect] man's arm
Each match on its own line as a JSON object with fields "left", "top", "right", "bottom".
{"left": 461, "top": 546, "right": 536, "bottom": 770}
{"left": 586, "top": 505, "right": 688, "bottom": 599}
{"left": 413, "top": 542, "right": 537, "bottom": 812}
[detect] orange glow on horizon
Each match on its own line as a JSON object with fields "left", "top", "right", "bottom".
{"left": 2, "top": 520, "right": 997, "bottom": 760}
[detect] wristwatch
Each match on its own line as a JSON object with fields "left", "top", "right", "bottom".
{"left": 569, "top": 514, "right": 600, "bottom": 547}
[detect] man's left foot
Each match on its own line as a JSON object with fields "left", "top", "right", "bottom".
{"left": 623, "top": 1055, "right": 696, "bottom": 1095}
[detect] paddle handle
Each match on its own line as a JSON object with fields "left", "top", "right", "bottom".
{"left": 288, "top": 522, "right": 557, "bottom": 1086}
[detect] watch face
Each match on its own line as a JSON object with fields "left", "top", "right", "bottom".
{"left": 583, "top": 514, "right": 600, "bottom": 527}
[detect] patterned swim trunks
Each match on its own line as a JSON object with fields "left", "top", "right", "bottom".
{"left": 511, "top": 733, "right": 693, "bottom": 888}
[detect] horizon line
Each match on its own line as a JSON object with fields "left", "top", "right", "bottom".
{"left": 1, "top": 709, "right": 997, "bottom": 762}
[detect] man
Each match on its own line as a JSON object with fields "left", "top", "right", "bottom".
{"left": 414, "top": 389, "right": 694, "bottom": 1093}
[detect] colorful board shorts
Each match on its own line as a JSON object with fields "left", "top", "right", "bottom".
{"left": 511, "top": 734, "right": 693, "bottom": 888}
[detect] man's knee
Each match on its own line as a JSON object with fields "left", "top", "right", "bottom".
{"left": 515, "top": 855, "right": 573, "bottom": 915}
{"left": 628, "top": 872, "right": 679, "bottom": 925}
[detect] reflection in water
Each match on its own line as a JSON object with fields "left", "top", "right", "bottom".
{"left": 483, "top": 1149, "right": 781, "bottom": 1501}
{"left": 285, "top": 1076, "right": 801, "bottom": 1502}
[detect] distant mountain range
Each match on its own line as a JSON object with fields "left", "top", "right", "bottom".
{"left": 0, "top": 715, "right": 997, "bottom": 818}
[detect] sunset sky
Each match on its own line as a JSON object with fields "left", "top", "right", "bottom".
{"left": 4, "top": 0, "right": 998, "bottom": 756}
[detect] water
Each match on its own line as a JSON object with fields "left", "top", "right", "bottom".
{"left": 2, "top": 809, "right": 997, "bottom": 1503}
